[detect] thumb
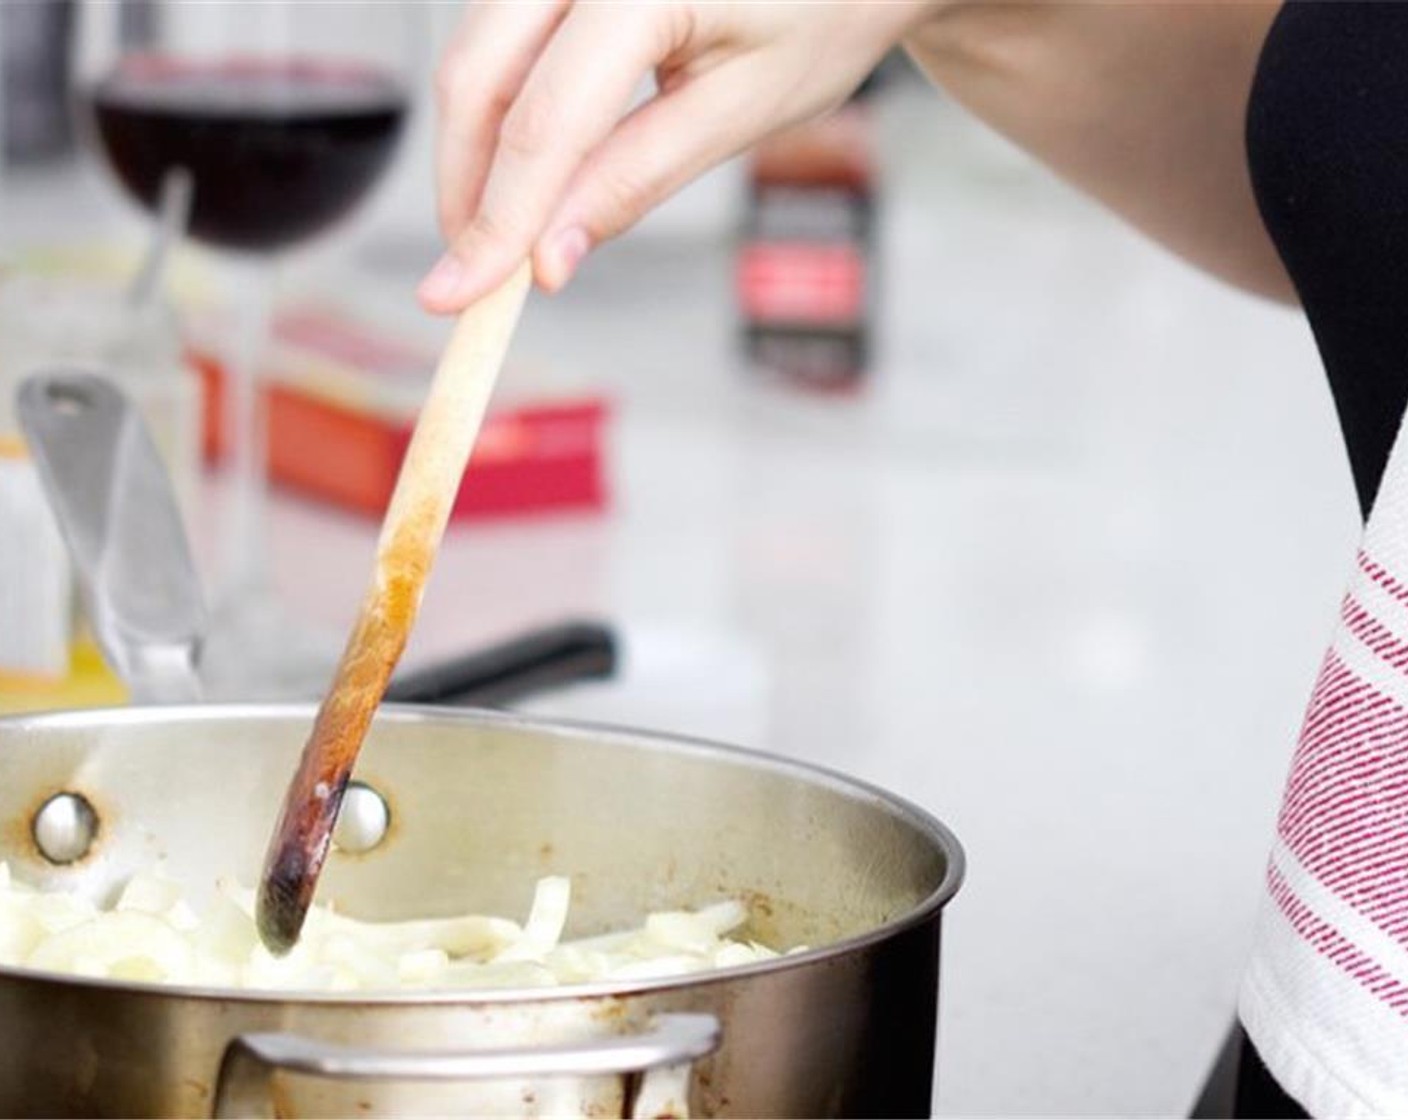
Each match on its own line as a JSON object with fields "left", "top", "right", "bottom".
{"left": 418, "top": 209, "right": 537, "bottom": 316}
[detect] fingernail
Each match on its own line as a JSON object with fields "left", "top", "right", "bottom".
{"left": 418, "top": 253, "right": 468, "bottom": 305}
{"left": 548, "top": 227, "right": 590, "bottom": 288}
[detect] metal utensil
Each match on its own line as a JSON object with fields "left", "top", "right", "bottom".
{"left": 16, "top": 369, "right": 205, "bottom": 704}
{"left": 17, "top": 363, "right": 616, "bottom": 714}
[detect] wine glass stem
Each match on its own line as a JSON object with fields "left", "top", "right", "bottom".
{"left": 224, "top": 256, "right": 274, "bottom": 602}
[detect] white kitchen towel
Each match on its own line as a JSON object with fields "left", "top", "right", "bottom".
{"left": 1241, "top": 417, "right": 1408, "bottom": 1118}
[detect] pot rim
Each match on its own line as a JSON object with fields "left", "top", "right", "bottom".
{"left": 0, "top": 702, "right": 965, "bottom": 1006}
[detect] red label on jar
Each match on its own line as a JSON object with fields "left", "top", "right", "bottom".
{"left": 738, "top": 242, "right": 865, "bottom": 325}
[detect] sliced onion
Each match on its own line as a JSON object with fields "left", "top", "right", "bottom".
{"left": 494, "top": 876, "right": 571, "bottom": 963}
{"left": 27, "top": 910, "right": 194, "bottom": 984}
{"left": 0, "top": 862, "right": 788, "bottom": 992}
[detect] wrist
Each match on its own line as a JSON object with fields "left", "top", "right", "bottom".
{"left": 900, "top": 0, "right": 989, "bottom": 76}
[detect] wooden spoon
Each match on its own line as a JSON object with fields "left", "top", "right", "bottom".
{"left": 256, "top": 262, "right": 532, "bottom": 954}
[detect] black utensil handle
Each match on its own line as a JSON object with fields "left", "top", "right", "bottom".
{"left": 385, "top": 621, "right": 617, "bottom": 708}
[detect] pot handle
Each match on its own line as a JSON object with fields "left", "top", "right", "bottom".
{"left": 384, "top": 620, "right": 618, "bottom": 707}
{"left": 211, "top": 1011, "right": 720, "bottom": 1119}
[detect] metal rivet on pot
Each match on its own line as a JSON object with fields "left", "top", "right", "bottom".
{"left": 32, "top": 792, "right": 98, "bottom": 864}
{"left": 333, "top": 782, "right": 389, "bottom": 854}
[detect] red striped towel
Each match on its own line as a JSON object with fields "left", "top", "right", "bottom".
{"left": 1241, "top": 446, "right": 1408, "bottom": 1117}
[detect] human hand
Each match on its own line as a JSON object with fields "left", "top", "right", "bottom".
{"left": 419, "top": 1, "right": 935, "bottom": 314}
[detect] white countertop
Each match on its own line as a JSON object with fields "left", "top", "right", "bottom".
{"left": 3, "top": 84, "right": 1360, "bottom": 1116}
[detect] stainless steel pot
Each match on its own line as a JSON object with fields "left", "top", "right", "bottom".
{"left": 0, "top": 704, "right": 963, "bottom": 1118}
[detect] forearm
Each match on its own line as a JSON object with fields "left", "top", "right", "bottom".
{"left": 906, "top": 1, "right": 1294, "bottom": 303}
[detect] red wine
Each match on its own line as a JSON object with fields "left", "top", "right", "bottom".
{"left": 91, "top": 59, "right": 408, "bottom": 253}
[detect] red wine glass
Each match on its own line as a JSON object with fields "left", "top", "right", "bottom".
{"left": 72, "top": 2, "right": 418, "bottom": 697}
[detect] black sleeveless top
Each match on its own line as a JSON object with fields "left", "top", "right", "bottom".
{"left": 1225, "top": 3, "right": 1408, "bottom": 1114}
{"left": 1248, "top": 0, "right": 1408, "bottom": 517}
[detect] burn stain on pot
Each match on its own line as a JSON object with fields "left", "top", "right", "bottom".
{"left": 269, "top": 1076, "right": 296, "bottom": 1119}
{"left": 726, "top": 884, "right": 848, "bottom": 947}
{"left": 737, "top": 888, "right": 776, "bottom": 921}
{"left": 694, "top": 1063, "right": 729, "bottom": 1116}
{"left": 731, "top": 887, "right": 781, "bottom": 945}
{"left": 179, "top": 1077, "right": 210, "bottom": 1107}
{"left": 588, "top": 996, "right": 631, "bottom": 1026}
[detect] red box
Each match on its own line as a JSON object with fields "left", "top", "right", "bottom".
{"left": 190, "top": 307, "right": 610, "bottom": 521}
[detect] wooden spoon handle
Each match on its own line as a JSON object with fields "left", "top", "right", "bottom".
{"left": 257, "top": 263, "right": 532, "bottom": 954}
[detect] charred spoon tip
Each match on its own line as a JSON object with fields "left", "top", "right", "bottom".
{"left": 255, "top": 863, "right": 311, "bottom": 957}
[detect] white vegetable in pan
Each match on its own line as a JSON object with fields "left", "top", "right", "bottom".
{"left": 0, "top": 864, "right": 795, "bottom": 991}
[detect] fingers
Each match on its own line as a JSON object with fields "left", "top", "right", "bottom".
{"left": 433, "top": 1, "right": 569, "bottom": 243}
{"left": 531, "top": 61, "right": 785, "bottom": 291}
{"left": 420, "top": 5, "right": 662, "bottom": 314}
